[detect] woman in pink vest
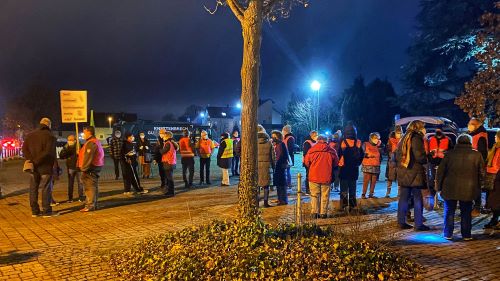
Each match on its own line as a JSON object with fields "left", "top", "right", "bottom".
{"left": 78, "top": 126, "right": 104, "bottom": 212}
{"left": 361, "top": 132, "right": 382, "bottom": 199}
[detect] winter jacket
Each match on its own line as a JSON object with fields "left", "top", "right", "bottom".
{"left": 304, "top": 141, "right": 339, "bottom": 184}
{"left": 257, "top": 132, "right": 276, "bottom": 187}
{"left": 470, "top": 126, "right": 488, "bottom": 162}
{"left": 436, "top": 143, "right": 485, "bottom": 201}
{"left": 22, "top": 125, "right": 57, "bottom": 175}
{"left": 153, "top": 136, "right": 165, "bottom": 162}
{"left": 396, "top": 132, "right": 428, "bottom": 188}
{"left": 232, "top": 137, "right": 241, "bottom": 157}
{"left": 58, "top": 144, "right": 78, "bottom": 170}
{"left": 338, "top": 139, "right": 363, "bottom": 181}
{"left": 109, "top": 137, "right": 124, "bottom": 160}
{"left": 273, "top": 140, "right": 289, "bottom": 187}
{"left": 121, "top": 141, "right": 138, "bottom": 166}
{"left": 284, "top": 133, "right": 295, "bottom": 166}
{"left": 217, "top": 138, "right": 232, "bottom": 169}
{"left": 136, "top": 138, "right": 151, "bottom": 157}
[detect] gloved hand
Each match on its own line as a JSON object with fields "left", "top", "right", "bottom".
{"left": 145, "top": 146, "right": 149, "bottom": 150}
{"left": 140, "top": 146, "right": 144, "bottom": 150}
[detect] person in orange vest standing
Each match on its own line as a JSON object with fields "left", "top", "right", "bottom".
{"left": 217, "top": 132, "right": 233, "bottom": 186}
{"left": 468, "top": 118, "right": 489, "bottom": 216}
{"left": 179, "top": 129, "right": 196, "bottom": 189}
{"left": 160, "top": 131, "right": 179, "bottom": 197}
{"left": 78, "top": 126, "right": 104, "bottom": 212}
{"left": 302, "top": 130, "right": 318, "bottom": 194}
{"left": 361, "top": 132, "right": 383, "bottom": 199}
{"left": 385, "top": 126, "right": 403, "bottom": 198}
{"left": 484, "top": 130, "right": 500, "bottom": 229}
{"left": 428, "top": 128, "right": 453, "bottom": 191}
{"left": 196, "top": 130, "right": 216, "bottom": 185}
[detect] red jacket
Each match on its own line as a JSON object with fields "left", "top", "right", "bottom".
{"left": 304, "top": 141, "right": 339, "bottom": 184}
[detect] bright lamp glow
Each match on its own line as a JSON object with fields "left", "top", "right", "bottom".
{"left": 236, "top": 102, "right": 242, "bottom": 109}
{"left": 200, "top": 112, "right": 205, "bottom": 118}
{"left": 311, "top": 80, "right": 321, "bottom": 91}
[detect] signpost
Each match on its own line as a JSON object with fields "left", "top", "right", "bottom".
{"left": 60, "top": 90, "right": 87, "bottom": 149}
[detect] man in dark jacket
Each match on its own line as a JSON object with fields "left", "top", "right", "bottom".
{"left": 468, "top": 118, "right": 489, "bottom": 216}
{"left": 282, "top": 125, "right": 295, "bottom": 188}
{"left": 58, "top": 135, "right": 84, "bottom": 202}
{"left": 109, "top": 130, "right": 123, "bottom": 180}
{"left": 338, "top": 123, "right": 363, "bottom": 211}
{"left": 22, "top": 118, "right": 58, "bottom": 217}
{"left": 437, "top": 134, "right": 485, "bottom": 240}
{"left": 231, "top": 130, "right": 241, "bottom": 176}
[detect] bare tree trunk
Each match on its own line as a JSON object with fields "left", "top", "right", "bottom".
{"left": 237, "top": 0, "right": 263, "bottom": 221}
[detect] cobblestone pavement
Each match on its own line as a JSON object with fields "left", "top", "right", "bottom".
{"left": 0, "top": 159, "right": 498, "bottom": 280}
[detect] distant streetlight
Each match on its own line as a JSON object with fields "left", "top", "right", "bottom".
{"left": 310, "top": 80, "right": 321, "bottom": 131}
{"left": 236, "top": 102, "right": 242, "bottom": 109}
{"left": 108, "top": 116, "right": 113, "bottom": 129}
{"left": 200, "top": 112, "right": 205, "bottom": 118}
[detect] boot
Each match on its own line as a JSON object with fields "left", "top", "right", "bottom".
{"left": 386, "top": 185, "right": 392, "bottom": 198}
{"left": 263, "top": 187, "right": 270, "bottom": 208}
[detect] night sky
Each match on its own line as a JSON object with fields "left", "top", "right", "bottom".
{"left": 0, "top": 0, "right": 419, "bottom": 120}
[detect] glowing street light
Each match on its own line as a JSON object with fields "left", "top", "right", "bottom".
{"left": 310, "top": 80, "right": 321, "bottom": 131}
{"left": 200, "top": 112, "right": 205, "bottom": 118}
{"left": 108, "top": 116, "right": 113, "bottom": 129}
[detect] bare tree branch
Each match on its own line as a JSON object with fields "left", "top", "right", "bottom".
{"left": 227, "top": 0, "right": 245, "bottom": 22}
{"left": 204, "top": 0, "right": 224, "bottom": 15}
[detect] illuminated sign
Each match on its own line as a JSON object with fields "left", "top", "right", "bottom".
{"left": 60, "top": 90, "right": 88, "bottom": 123}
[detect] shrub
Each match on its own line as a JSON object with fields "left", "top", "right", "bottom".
{"left": 110, "top": 219, "right": 422, "bottom": 280}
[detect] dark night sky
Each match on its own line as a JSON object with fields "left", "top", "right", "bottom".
{"left": 0, "top": 0, "right": 419, "bottom": 120}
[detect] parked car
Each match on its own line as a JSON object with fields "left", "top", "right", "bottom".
{"left": 395, "top": 116, "right": 459, "bottom": 144}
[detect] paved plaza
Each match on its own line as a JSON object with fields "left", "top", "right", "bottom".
{"left": 0, "top": 158, "right": 498, "bottom": 280}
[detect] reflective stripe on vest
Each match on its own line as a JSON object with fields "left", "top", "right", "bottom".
{"left": 429, "top": 137, "right": 450, "bottom": 159}
{"left": 221, "top": 138, "right": 234, "bottom": 158}
{"left": 472, "top": 132, "right": 488, "bottom": 151}
{"left": 161, "top": 142, "right": 177, "bottom": 165}
{"left": 179, "top": 137, "right": 195, "bottom": 158}
{"left": 362, "top": 141, "right": 381, "bottom": 166}
{"left": 78, "top": 137, "right": 104, "bottom": 168}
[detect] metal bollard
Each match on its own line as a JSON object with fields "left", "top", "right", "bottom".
{"left": 296, "top": 173, "right": 302, "bottom": 225}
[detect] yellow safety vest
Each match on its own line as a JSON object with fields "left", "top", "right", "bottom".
{"left": 221, "top": 138, "right": 234, "bottom": 158}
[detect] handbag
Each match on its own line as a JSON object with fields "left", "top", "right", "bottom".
{"left": 23, "top": 160, "right": 34, "bottom": 173}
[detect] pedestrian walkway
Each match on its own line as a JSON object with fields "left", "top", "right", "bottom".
{"left": 0, "top": 160, "right": 498, "bottom": 280}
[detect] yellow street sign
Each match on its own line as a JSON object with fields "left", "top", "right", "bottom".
{"left": 60, "top": 90, "right": 87, "bottom": 123}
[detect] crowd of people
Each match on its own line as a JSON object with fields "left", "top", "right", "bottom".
{"left": 17, "top": 116, "right": 500, "bottom": 240}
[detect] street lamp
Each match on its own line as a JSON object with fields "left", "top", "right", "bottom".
{"left": 310, "top": 80, "right": 321, "bottom": 131}
{"left": 236, "top": 102, "right": 242, "bottom": 109}
{"left": 108, "top": 116, "right": 113, "bottom": 129}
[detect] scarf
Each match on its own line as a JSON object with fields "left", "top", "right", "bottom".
{"left": 487, "top": 142, "right": 500, "bottom": 167}
{"left": 400, "top": 131, "right": 422, "bottom": 168}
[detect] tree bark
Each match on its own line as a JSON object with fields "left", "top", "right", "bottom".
{"left": 237, "top": 0, "right": 263, "bottom": 221}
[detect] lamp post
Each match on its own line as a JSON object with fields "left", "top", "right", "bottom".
{"left": 310, "top": 80, "right": 321, "bottom": 131}
{"left": 108, "top": 116, "right": 113, "bottom": 129}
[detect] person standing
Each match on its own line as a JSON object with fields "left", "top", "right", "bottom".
{"left": 121, "top": 132, "right": 147, "bottom": 195}
{"left": 437, "top": 134, "right": 484, "bottom": 240}
{"left": 467, "top": 118, "right": 489, "bottom": 216}
{"left": 361, "top": 132, "right": 382, "bottom": 199}
{"left": 428, "top": 128, "right": 453, "bottom": 192}
{"left": 196, "top": 130, "right": 215, "bottom": 185}
{"left": 78, "top": 126, "right": 105, "bottom": 212}
{"left": 302, "top": 130, "right": 318, "bottom": 193}
{"left": 58, "top": 135, "right": 84, "bottom": 202}
{"left": 231, "top": 130, "right": 241, "bottom": 176}
{"left": 484, "top": 130, "right": 500, "bottom": 229}
{"left": 22, "top": 118, "right": 58, "bottom": 217}
{"left": 385, "top": 126, "right": 403, "bottom": 198}
{"left": 179, "top": 129, "right": 196, "bottom": 188}
{"left": 304, "top": 135, "right": 339, "bottom": 218}
{"left": 282, "top": 125, "right": 295, "bottom": 188}
{"left": 154, "top": 129, "right": 167, "bottom": 189}
{"left": 338, "top": 122, "right": 363, "bottom": 211}
{"left": 329, "top": 131, "right": 342, "bottom": 192}
{"left": 217, "top": 132, "right": 233, "bottom": 186}
{"left": 396, "top": 120, "right": 430, "bottom": 231}
{"left": 160, "top": 131, "right": 178, "bottom": 197}
{"left": 109, "top": 130, "right": 123, "bottom": 180}
{"left": 136, "top": 132, "right": 152, "bottom": 179}
{"left": 272, "top": 130, "right": 289, "bottom": 205}
{"left": 257, "top": 125, "right": 276, "bottom": 208}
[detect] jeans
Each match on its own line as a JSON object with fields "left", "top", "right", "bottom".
{"left": 199, "top": 157, "right": 211, "bottom": 183}
{"left": 181, "top": 157, "right": 195, "bottom": 185}
{"left": 286, "top": 167, "right": 292, "bottom": 187}
{"left": 304, "top": 166, "right": 310, "bottom": 189}
{"left": 443, "top": 200, "right": 473, "bottom": 238}
{"left": 157, "top": 161, "right": 166, "bottom": 187}
{"left": 29, "top": 172, "right": 53, "bottom": 215}
{"left": 309, "top": 182, "right": 331, "bottom": 215}
{"left": 231, "top": 156, "right": 240, "bottom": 175}
{"left": 67, "top": 168, "right": 84, "bottom": 201}
{"left": 340, "top": 179, "right": 357, "bottom": 208}
{"left": 82, "top": 171, "right": 99, "bottom": 210}
{"left": 398, "top": 187, "right": 424, "bottom": 227}
{"left": 122, "top": 160, "right": 142, "bottom": 192}
{"left": 163, "top": 164, "right": 175, "bottom": 195}
{"left": 276, "top": 185, "right": 288, "bottom": 204}
{"left": 112, "top": 158, "right": 121, "bottom": 179}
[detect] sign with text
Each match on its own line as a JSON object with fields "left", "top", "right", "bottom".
{"left": 60, "top": 90, "right": 87, "bottom": 123}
